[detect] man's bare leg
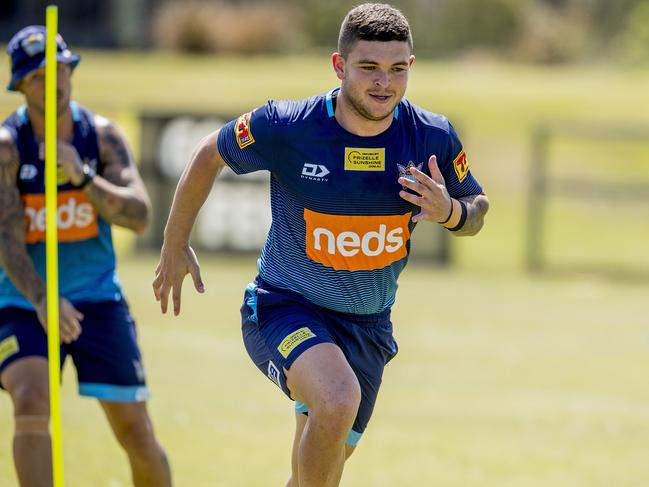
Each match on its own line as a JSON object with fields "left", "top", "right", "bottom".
{"left": 101, "top": 401, "right": 172, "bottom": 487}
{"left": 285, "top": 343, "right": 360, "bottom": 487}
{"left": 2, "top": 357, "right": 52, "bottom": 487}
{"left": 286, "top": 413, "right": 356, "bottom": 487}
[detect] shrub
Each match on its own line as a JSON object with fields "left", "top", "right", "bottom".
{"left": 513, "top": 2, "right": 591, "bottom": 63}
{"left": 614, "top": 1, "right": 649, "bottom": 64}
{"left": 151, "top": 1, "right": 300, "bottom": 54}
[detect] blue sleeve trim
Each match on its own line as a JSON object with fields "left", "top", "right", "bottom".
{"left": 346, "top": 429, "right": 362, "bottom": 446}
{"left": 17, "top": 105, "right": 28, "bottom": 124}
{"left": 70, "top": 101, "right": 81, "bottom": 122}
{"left": 79, "top": 383, "right": 150, "bottom": 402}
{"left": 295, "top": 401, "right": 309, "bottom": 414}
{"left": 325, "top": 90, "right": 335, "bottom": 118}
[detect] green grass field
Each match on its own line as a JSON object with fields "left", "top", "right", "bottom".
{"left": 1, "top": 51, "right": 649, "bottom": 485}
{"left": 2, "top": 255, "right": 648, "bottom": 486}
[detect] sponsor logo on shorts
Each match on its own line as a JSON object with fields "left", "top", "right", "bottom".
{"left": 234, "top": 112, "right": 255, "bottom": 149}
{"left": 267, "top": 360, "right": 281, "bottom": 387}
{"left": 344, "top": 148, "right": 385, "bottom": 171}
{"left": 278, "top": 327, "right": 316, "bottom": 359}
{"left": 453, "top": 150, "right": 469, "bottom": 183}
{"left": 22, "top": 190, "right": 99, "bottom": 244}
{"left": 304, "top": 209, "right": 411, "bottom": 271}
{"left": 0, "top": 336, "right": 19, "bottom": 365}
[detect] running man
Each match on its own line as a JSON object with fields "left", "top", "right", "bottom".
{"left": 153, "top": 4, "right": 488, "bottom": 486}
{"left": 0, "top": 26, "right": 171, "bottom": 486}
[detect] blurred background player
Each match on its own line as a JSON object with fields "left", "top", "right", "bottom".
{"left": 0, "top": 26, "right": 171, "bottom": 487}
{"left": 153, "top": 3, "right": 488, "bottom": 487}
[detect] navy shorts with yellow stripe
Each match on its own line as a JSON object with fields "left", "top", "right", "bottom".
{"left": 0, "top": 298, "right": 149, "bottom": 402}
{"left": 241, "top": 276, "right": 398, "bottom": 446}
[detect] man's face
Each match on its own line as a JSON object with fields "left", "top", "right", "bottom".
{"left": 17, "top": 63, "right": 73, "bottom": 117}
{"left": 333, "top": 40, "right": 414, "bottom": 122}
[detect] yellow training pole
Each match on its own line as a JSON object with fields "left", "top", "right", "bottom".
{"left": 45, "top": 5, "right": 65, "bottom": 487}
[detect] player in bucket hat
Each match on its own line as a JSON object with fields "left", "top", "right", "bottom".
{"left": 1, "top": 25, "right": 172, "bottom": 486}
{"left": 6, "top": 25, "right": 80, "bottom": 92}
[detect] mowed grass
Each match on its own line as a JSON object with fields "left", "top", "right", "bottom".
{"left": 1, "top": 254, "right": 648, "bottom": 486}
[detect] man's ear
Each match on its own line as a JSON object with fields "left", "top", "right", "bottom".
{"left": 332, "top": 52, "right": 346, "bottom": 81}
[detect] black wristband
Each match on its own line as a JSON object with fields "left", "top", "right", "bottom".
{"left": 438, "top": 199, "right": 454, "bottom": 224}
{"left": 447, "top": 200, "right": 467, "bottom": 232}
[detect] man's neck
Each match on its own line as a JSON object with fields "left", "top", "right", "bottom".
{"left": 334, "top": 89, "right": 393, "bottom": 137}
{"left": 27, "top": 104, "right": 74, "bottom": 141}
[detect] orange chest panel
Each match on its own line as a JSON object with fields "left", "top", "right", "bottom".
{"left": 304, "top": 209, "right": 411, "bottom": 271}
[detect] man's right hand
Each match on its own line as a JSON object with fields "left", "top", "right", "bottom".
{"left": 35, "top": 296, "right": 83, "bottom": 344}
{"left": 152, "top": 243, "right": 205, "bottom": 316}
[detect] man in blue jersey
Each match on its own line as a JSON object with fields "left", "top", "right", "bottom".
{"left": 0, "top": 27, "right": 171, "bottom": 486}
{"left": 154, "top": 3, "right": 488, "bottom": 486}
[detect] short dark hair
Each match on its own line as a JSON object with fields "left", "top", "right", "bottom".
{"left": 337, "top": 3, "right": 413, "bottom": 57}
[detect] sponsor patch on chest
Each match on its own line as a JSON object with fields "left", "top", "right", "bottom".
{"left": 344, "top": 148, "right": 385, "bottom": 171}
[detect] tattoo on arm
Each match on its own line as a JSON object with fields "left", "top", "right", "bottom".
{"left": 88, "top": 117, "right": 151, "bottom": 233}
{"left": 454, "top": 193, "right": 489, "bottom": 236}
{"left": 0, "top": 130, "right": 46, "bottom": 305}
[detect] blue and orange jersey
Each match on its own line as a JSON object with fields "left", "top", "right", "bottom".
{"left": 0, "top": 102, "right": 122, "bottom": 309}
{"left": 218, "top": 88, "right": 483, "bottom": 314}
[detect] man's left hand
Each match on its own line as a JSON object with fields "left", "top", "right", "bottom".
{"left": 398, "top": 154, "right": 452, "bottom": 223}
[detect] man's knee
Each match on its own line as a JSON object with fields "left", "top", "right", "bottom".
{"left": 113, "top": 416, "right": 158, "bottom": 455}
{"left": 10, "top": 383, "right": 50, "bottom": 416}
{"left": 310, "top": 382, "right": 361, "bottom": 432}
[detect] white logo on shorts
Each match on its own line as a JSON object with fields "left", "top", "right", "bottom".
{"left": 267, "top": 360, "right": 281, "bottom": 388}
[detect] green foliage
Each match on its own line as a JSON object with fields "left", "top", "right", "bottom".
{"left": 151, "top": 0, "right": 301, "bottom": 54}
{"left": 513, "top": 2, "right": 592, "bottom": 63}
{"left": 615, "top": 1, "right": 649, "bottom": 64}
{"left": 415, "top": 0, "right": 524, "bottom": 55}
{"left": 146, "top": 0, "right": 649, "bottom": 62}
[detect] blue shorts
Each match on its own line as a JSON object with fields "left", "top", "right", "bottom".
{"left": 0, "top": 299, "right": 149, "bottom": 402}
{"left": 241, "top": 277, "right": 398, "bottom": 446}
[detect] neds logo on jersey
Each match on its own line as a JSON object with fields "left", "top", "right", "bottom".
{"left": 22, "top": 190, "right": 99, "bottom": 244}
{"left": 304, "top": 209, "right": 411, "bottom": 271}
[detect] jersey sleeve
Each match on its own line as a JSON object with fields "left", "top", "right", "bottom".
{"left": 438, "top": 123, "right": 483, "bottom": 198}
{"left": 216, "top": 102, "right": 276, "bottom": 174}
